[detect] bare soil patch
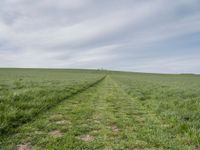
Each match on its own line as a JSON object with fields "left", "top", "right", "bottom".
{"left": 16, "top": 143, "right": 31, "bottom": 150}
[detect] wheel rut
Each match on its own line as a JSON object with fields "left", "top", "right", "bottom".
{"left": 1, "top": 75, "right": 163, "bottom": 149}
{"left": 0, "top": 75, "right": 106, "bottom": 137}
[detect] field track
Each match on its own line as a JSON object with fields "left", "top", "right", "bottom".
{"left": 1, "top": 75, "right": 198, "bottom": 150}
{"left": 0, "top": 72, "right": 198, "bottom": 150}
{"left": 0, "top": 75, "right": 106, "bottom": 136}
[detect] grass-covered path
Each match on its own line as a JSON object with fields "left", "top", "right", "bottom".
{"left": 1, "top": 76, "right": 195, "bottom": 150}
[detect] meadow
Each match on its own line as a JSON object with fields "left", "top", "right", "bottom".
{"left": 0, "top": 69, "right": 199, "bottom": 150}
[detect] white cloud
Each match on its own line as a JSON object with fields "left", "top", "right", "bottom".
{"left": 0, "top": 0, "right": 200, "bottom": 73}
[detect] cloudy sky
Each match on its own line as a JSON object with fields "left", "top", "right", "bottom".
{"left": 0, "top": 0, "right": 200, "bottom": 73}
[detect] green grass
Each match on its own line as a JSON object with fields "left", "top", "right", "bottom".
{"left": 0, "top": 68, "right": 105, "bottom": 135}
{"left": 111, "top": 72, "right": 200, "bottom": 149}
{"left": 0, "top": 69, "right": 200, "bottom": 149}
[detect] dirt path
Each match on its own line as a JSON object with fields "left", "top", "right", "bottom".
{"left": 1, "top": 76, "right": 191, "bottom": 150}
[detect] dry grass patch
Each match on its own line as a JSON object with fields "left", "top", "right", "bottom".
{"left": 79, "top": 134, "right": 94, "bottom": 142}
{"left": 34, "top": 131, "right": 44, "bottom": 135}
{"left": 94, "top": 120, "right": 101, "bottom": 124}
{"left": 111, "top": 125, "right": 120, "bottom": 133}
{"left": 49, "top": 130, "right": 63, "bottom": 138}
{"left": 55, "top": 120, "right": 71, "bottom": 125}
{"left": 49, "top": 114, "right": 64, "bottom": 121}
{"left": 16, "top": 143, "right": 31, "bottom": 150}
{"left": 134, "top": 116, "right": 145, "bottom": 123}
{"left": 133, "top": 148, "right": 149, "bottom": 150}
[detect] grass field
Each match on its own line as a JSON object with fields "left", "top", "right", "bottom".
{"left": 0, "top": 69, "right": 200, "bottom": 150}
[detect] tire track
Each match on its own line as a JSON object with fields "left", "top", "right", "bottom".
{"left": 1, "top": 75, "right": 108, "bottom": 149}
{"left": 1, "top": 75, "right": 107, "bottom": 136}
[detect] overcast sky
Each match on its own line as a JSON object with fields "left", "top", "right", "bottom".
{"left": 0, "top": 0, "right": 200, "bottom": 73}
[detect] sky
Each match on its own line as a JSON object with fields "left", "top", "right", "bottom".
{"left": 0, "top": 0, "right": 200, "bottom": 73}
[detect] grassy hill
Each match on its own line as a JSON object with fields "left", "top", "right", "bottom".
{"left": 0, "top": 68, "right": 199, "bottom": 149}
